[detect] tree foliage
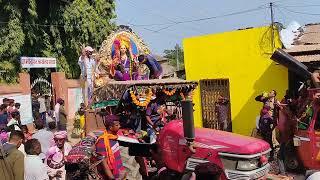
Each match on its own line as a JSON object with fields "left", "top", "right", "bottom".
{"left": 0, "top": 0, "right": 116, "bottom": 83}
{"left": 163, "top": 44, "right": 185, "bottom": 70}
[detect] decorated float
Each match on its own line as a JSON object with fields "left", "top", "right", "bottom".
{"left": 67, "top": 26, "right": 271, "bottom": 180}
{"left": 94, "top": 25, "right": 152, "bottom": 87}
{"left": 68, "top": 26, "right": 197, "bottom": 179}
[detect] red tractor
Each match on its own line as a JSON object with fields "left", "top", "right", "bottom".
{"left": 270, "top": 49, "right": 320, "bottom": 176}
{"left": 87, "top": 79, "right": 271, "bottom": 180}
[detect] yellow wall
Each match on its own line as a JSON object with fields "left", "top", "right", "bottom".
{"left": 183, "top": 26, "right": 288, "bottom": 136}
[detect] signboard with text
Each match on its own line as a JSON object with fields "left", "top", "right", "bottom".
{"left": 20, "top": 57, "right": 57, "bottom": 68}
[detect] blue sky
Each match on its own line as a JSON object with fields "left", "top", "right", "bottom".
{"left": 115, "top": 0, "right": 320, "bottom": 54}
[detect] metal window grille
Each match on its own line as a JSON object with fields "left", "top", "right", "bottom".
{"left": 200, "top": 79, "right": 231, "bottom": 130}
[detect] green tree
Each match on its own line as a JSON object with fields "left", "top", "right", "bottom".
{"left": 163, "top": 44, "right": 184, "bottom": 70}
{"left": 0, "top": 0, "right": 116, "bottom": 83}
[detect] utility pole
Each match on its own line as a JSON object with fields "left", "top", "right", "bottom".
{"left": 176, "top": 44, "right": 179, "bottom": 71}
{"left": 270, "top": 2, "right": 275, "bottom": 51}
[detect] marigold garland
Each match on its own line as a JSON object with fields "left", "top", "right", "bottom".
{"left": 180, "top": 91, "right": 194, "bottom": 100}
{"left": 163, "top": 88, "right": 176, "bottom": 96}
{"left": 130, "top": 88, "right": 152, "bottom": 107}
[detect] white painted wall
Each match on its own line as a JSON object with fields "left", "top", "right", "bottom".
{"left": 0, "top": 94, "right": 33, "bottom": 125}
{"left": 67, "top": 88, "right": 83, "bottom": 120}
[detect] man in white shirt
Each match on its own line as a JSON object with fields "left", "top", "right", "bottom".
{"left": 24, "top": 139, "right": 49, "bottom": 180}
{"left": 54, "top": 99, "right": 62, "bottom": 125}
{"left": 32, "top": 120, "right": 54, "bottom": 160}
{"left": 38, "top": 94, "right": 47, "bottom": 126}
{"left": 78, "top": 46, "right": 96, "bottom": 104}
{"left": 307, "top": 172, "right": 320, "bottom": 180}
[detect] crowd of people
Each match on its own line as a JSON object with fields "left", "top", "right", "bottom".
{"left": 255, "top": 87, "right": 316, "bottom": 176}
{"left": 0, "top": 97, "right": 74, "bottom": 180}
{"left": 0, "top": 41, "right": 219, "bottom": 180}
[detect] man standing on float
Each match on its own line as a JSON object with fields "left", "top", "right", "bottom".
{"left": 78, "top": 46, "right": 96, "bottom": 106}
{"left": 138, "top": 54, "right": 163, "bottom": 79}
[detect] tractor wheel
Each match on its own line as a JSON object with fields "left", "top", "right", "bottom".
{"left": 120, "top": 146, "right": 143, "bottom": 180}
{"left": 284, "top": 155, "right": 299, "bottom": 171}
{"left": 283, "top": 143, "right": 304, "bottom": 173}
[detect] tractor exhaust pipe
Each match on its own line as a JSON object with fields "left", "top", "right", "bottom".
{"left": 270, "top": 48, "right": 312, "bottom": 79}
{"left": 181, "top": 100, "right": 196, "bottom": 153}
{"left": 270, "top": 48, "right": 320, "bottom": 87}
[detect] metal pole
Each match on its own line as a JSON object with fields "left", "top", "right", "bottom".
{"left": 176, "top": 44, "right": 179, "bottom": 71}
{"left": 270, "top": 2, "right": 275, "bottom": 51}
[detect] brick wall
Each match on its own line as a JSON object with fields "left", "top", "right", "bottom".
{"left": 51, "top": 72, "right": 83, "bottom": 121}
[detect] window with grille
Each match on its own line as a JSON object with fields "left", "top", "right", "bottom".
{"left": 200, "top": 79, "right": 232, "bottom": 131}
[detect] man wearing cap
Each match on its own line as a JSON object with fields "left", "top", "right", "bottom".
{"left": 78, "top": 46, "right": 96, "bottom": 104}
{"left": 46, "top": 131, "right": 72, "bottom": 180}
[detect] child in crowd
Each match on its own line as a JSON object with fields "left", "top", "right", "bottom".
{"left": 7, "top": 99, "right": 15, "bottom": 119}
{"left": 14, "top": 103, "right": 21, "bottom": 110}
{"left": 21, "top": 125, "right": 32, "bottom": 141}
{"left": 7, "top": 111, "right": 21, "bottom": 131}
{"left": 0, "top": 104, "right": 8, "bottom": 130}
{"left": 96, "top": 118, "right": 126, "bottom": 179}
{"left": 0, "top": 129, "right": 9, "bottom": 144}
{"left": 79, "top": 103, "right": 86, "bottom": 129}
{"left": 71, "top": 105, "right": 85, "bottom": 138}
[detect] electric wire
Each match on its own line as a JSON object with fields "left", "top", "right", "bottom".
{"left": 123, "top": 0, "right": 206, "bottom": 34}
{"left": 128, "top": 6, "right": 268, "bottom": 27}
{"left": 279, "top": 4, "right": 320, "bottom": 8}
{"left": 274, "top": 6, "right": 289, "bottom": 25}
{"left": 278, "top": 6, "right": 320, "bottom": 16}
{"left": 0, "top": 3, "right": 269, "bottom": 32}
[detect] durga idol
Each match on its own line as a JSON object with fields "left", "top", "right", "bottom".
{"left": 110, "top": 36, "right": 137, "bottom": 81}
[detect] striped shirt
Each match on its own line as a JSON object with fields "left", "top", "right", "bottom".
{"left": 96, "top": 138, "right": 124, "bottom": 178}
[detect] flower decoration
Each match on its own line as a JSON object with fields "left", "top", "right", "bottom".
{"left": 130, "top": 88, "right": 153, "bottom": 107}
{"left": 180, "top": 91, "right": 194, "bottom": 100}
{"left": 163, "top": 88, "right": 176, "bottom": 96}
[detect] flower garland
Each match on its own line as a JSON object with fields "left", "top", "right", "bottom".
{"left": 163, "top": 88, "right": 176, "bottom": 96}
{"left": 180, "top": 91, "right": 194, "bottom": 100}
{"left": 130, "top": 88, "right": 152, "bottom": 107}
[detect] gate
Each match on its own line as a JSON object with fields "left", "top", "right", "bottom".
{"left": 31, "top": 77, "right": 53, "bottom": 95}
{"left": 200, "top": 79, "right": 231, "bottom": 130}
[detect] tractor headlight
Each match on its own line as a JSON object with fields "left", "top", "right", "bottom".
{"left": 236, "top": 160, "right": 259, "bottom": 171}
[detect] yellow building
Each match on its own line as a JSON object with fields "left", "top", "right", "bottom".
{"left": 183, "top": 26, "right": 288, "bottom": 136}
